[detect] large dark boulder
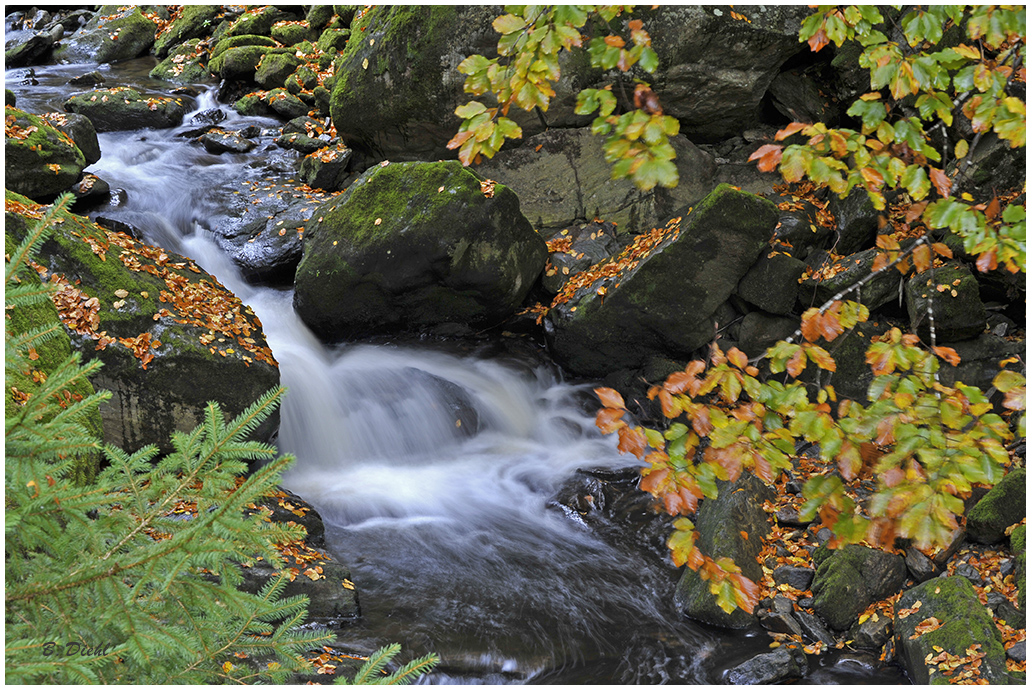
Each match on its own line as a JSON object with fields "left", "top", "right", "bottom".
{"left": 293, "top": 160, "right": 547, "bottom": 340}
{"left": 635, "top": 5, "right": 813, "bottom": 142}
{"left": 736, "top": 251, "right": 806, "bottom": 316}
{"left": 894, "top": 576, "right": 1010, "bottom": 684}
{"left": 5, "top": 29, "right": 54, "bottom": 67}
{"left": 63, "top": 88, "right": 187, "bottom": 132}
{"left": 674, "top": 474, "right": 774, "bottom": 629}
{"left": 905, "top": 262, "right": 987, "bottom": 343}
{"left": 966, "top": 468, "right": 1026, "bottom": 545}
{"left": 53, "top": 6, "right": 158, "bottom": 64}
{"left": 5, "top": 107, "right": 85, "bottom": 201}
{"left": 5, "top": 190, "right": 280, "bottom": 454}
{"left": 810, "top": 544, "right": 907, "bottom": 631}
{"left": 329, "top": 6, "right": 505, "bottom": 159}
{"left": 476, "top": 128, "right": 717, "bottom": 236}
{"left": 546, "top": 184, "right": 778, "bottom": 378}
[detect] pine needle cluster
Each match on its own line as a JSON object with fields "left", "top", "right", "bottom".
{"left": 5, "top": 194, "right": 331, "bottom": 683}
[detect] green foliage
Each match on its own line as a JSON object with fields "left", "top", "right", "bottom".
{"left": 751, "top": 4, "right": 1026, "bottom": 273}
{"left": 335, "top": 643, "right": 440, "bottom": 685}
{"left": 5, "top": 197, "right": 332, "bottom": 683}
{"left": 449, "top": 5, "right": 680, "bottom": 191}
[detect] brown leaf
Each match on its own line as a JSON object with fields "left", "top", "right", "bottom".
{"left": 912, "top": 243, "right": 932, "bottom": 273}
{"left": 931, "top": 242, "right": 953, "bottom": 259}
{"left": 595, "top": 387, "right": 626, "bottom": 410}
{"left": 929, "top": 167, "right": 951, "bottom": 198}
{"left": 775, "top": 122, "right": 807, "bottom": 141}
{"left": 932, "top": 346, "right": 961, "bottom": 366}
{"left": 595, "top": 407, "right": 626, "bottom": 434}
{"left": 748, "top": 144, "right": 783, "bottom": 173}
{"left": 905, "top": 201, "right": 930, "bottom": 224}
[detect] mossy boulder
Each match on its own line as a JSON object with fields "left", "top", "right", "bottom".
{"left": 63, "top": 88, "right": 187, "bottom": 132}
{"left": 810, "top": 544, "right": 907, "bottom": 631}
{"left": 286, "top": 65, "right": 320, "bottom": 94}
{"left": 40, "top": 112, "right": 101, "bottom": 166}
{"left": 5, "top": 30, "right": 54, "bottom": 68}
{"left": 317, "top": 27, "right": 351, "bottom": 53}
{"left": 266, "top": 89, "right": 310, "bottom": 120}
{"left": 5, "top": 107, "right": 85, "bottom": 201}
{"left": 328, "top": 6, "right": 510, "bottom": 159}
{"left": 152, "top": 4, "right": 222, "bottom": 58}
{"left": 255, "top": 52, "right": 303, "bottom": 89}
{"left": 150, "top": 39, "right": 213, "bottom": 85}
{"left": 4, "top": 248, "right": 103, "bottom": 485}
{"left": 293, "top": 160, "right": 547, "bottom": 340}
{"left": 545, "top": 184, "right": 778, "bottom": 378}
{"left": 5, "top": 190, "right": 280, "bottom": 455}
{"left": 299, "top": 143, "right": 353, "bottom": 191}
{"left": 894, "top": 576, "right": 1009, "bottom": 684}
{"left": 5, "top": 89, "right": 15, "bottom": 107}
{"left": 53, "top": 6, "right": 158, "bottom": 64}
{"left": 210, "top": 33, "right": 278, "bottom": 59}
{"left": 674, "top": 474, "right": 774, "bottom": 628}
{"left": 234, "top": 92, "right": 275, "bottom": 117}
{"left": 967, "top": 468, "right": 1026, "bottom": 544}
{"left": 224, "top": 6, "right": 288, "bottom": 37}
{"left": 271, "top": 20, "right": 315, "bottom": 46}
{"left": 906, "top": 262, "right": 987, "bottom": 343}
{"left": 209, "top": 44, "right": 277, "bottom": 81}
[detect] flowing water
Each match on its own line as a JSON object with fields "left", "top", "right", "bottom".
{"left": 7, "top": 59, "right": 908, "bottom": 684}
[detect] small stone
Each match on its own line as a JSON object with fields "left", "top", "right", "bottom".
{"left": 773, "top": 565, "right": 815, "bottom": 591}
{"left": 726, "top": 647, "right": 805, "bottom": 685}
{"left": 954, "top": 562, "right": 983, "bottom": 585}
{"left": 1007, "top": 640, "right": 1026, "bottom": 662}
{"left": 794, "top": 609, "right": 836, "bottom": 646}
{"left": 776, "top": 506, "right": 811, "bottom": 527}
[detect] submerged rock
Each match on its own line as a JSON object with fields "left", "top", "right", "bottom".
{"left": 725, "top": 646, "right": 805, "bottom": 685}
{"left": 293, "top": 160, "right": 546, "bottom": 340}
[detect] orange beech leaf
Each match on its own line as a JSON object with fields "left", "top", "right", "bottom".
{"left": 751, "top": 450, "right": 774, "bottom": 483}
{"left": 705, "top": 445, "right": 743, "bottom": 482}
{"left": 775, "top": 122, "right": 807, "bottom": 141}
{"left": 659, "top": 389, "right": 681, "bottom": 418}
{"left": 617, "top": 425, "right": 648, "bottom": 458}
{"left": 808, "top": 27, "right": 829, "bottom": 52}
{"left": 805, "top": 345, "right": 836, "bottom": 372}
{"left": 800, "top": 308, "right": 822, "bottom": 343}
{"left": 929, "top": 167, "right": 951, "bottom": 198}
{"left": 689, "top": 404, "right": 713, "bottom": 436}
{"left": 932, "top": 346, "right": 961, "bottom": 366}
{"left": 748, "top": 144, "right": 783, "bottom": 173}
{"left": 912, "top": 243, "right": 932, "bottom": 273}
{"left": 876, "top": 234, "right": 900, "bottom": 250}
{"left": 787, "top": 348, "right": 807, "bottom": 377}
{"left": 976, "top": 249, "right": 998, "bottom": 272}
{"left": 595, "top": 407, "right": 626, "bottom": 434}
{"left": 837, "top": 443, "right": 863, "bottom": 480}
{"left": 875, "top": 417, "right": 896, "bottom": 446}
{"left": 595, "top": 387, "right": 626, "bottom": 409}
{"left": 639, "top": 465, "right": 670, "bottom": 495}
{"left": 931, "top": 242, "right": 953, "bottom": 258}
{"left": 872, "top": 251, "right": 891, "bottom": 272}
{"left": 905, "top": 201, "right": 929, "bottom": 224}
{"left": 731, "top": 573, "right": 760, "bottom": 612}
{"left": 727, "top": 347, "right": 748, "bottom": 370}
{"left": 985, "top": 196, "right": 1000, "bottom": 221}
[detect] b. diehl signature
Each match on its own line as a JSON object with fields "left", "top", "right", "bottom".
{"left": 42, "top": 641, "right": 113, "bottom": 657}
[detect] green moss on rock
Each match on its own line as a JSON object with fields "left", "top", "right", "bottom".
{"left": 906, "top": 262, "right": 987, "bottom": 342}
{"left": 894, "top": 576, "right": 1009, "bottom": 684}
{"left": 293, "top": 160, "right": 546, "bottom": 340}
{"left": 255, "top": 52, "right": 302, "bottom": 89}
{"left": 153, "top": 4, "right": 222, "bottom": 58}
{"left": 150, "top": 39, "right": 212, "bottom": 85}
{"left": 810, "top": 544, "right": 907, "bottom": 630}
{"left": 63, "top": 88, "right": 187, "bottom": 133}
{"left": 967, "top": 468, "right": 1026, "bottom": 544}
{"left": 53, "top": 6, "right": 158, "bottom": 64}
{"left": 5, "top": 107, "right": 85, "bottom": 201}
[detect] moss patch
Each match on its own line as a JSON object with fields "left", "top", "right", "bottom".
{"left": 5, "top": 107, "right": 85, "bottom": 201}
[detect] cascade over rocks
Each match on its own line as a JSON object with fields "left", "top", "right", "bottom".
{"left": 294, "top": 160, "right": 547, "bottom": 340}
{"left": 4, "top": 106, "right": 85, "bottom": 201}
{"left": 476, "top": 128, "right": 717, "bottom": 236}
{"left": 546, "top": 184, "right": 778, "bottom": 378}
{"left": 5, "top": 190, "right": 280, "bottom": 454}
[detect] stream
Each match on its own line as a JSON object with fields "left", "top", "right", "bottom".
{"left": 7, "top": 58, "right": 908, "bottom": 685}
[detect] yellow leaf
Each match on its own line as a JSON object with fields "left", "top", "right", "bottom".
{"left": 223, "top": 661, "right": 234, "bottom": 673}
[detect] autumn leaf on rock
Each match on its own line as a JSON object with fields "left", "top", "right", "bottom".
{"left": 595, "top": 387, "right": 625, "bottom": 409}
